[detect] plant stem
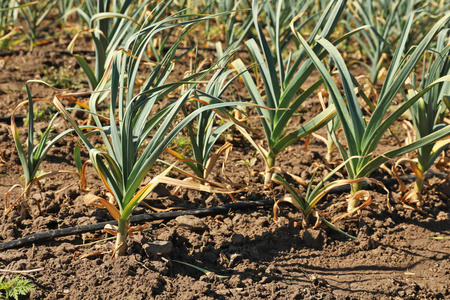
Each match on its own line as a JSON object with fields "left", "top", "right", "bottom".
{"left": 264, "top": 154, "right": 276, "bottom": 186}
{"left": 20, "top": 188, "right": 31, "bottom": 219}
{"left": 301, "top": 215, "right": 310, "bottom": 228}
{"left": 350, "top": 181, "right": 363, "bottom": 194}
{"left": 347, "top": 181, "right": 363, "bottom": 212}
{"left": 414, "top": 176, "right": 424, "bottom": 194}
{"left": 412, "top": 174, "right": 424, "bottom": 208}
{"left": 114, "top": 219, "right": 128, "bottom": 257}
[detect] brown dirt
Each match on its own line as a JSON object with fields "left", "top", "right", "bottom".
{"left": 0, "top": 26, "right": 449, "bottom": 300}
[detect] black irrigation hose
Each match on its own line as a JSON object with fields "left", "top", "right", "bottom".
{"left": 0, "top": 199, "right": 274, "bottom": 250}
{"left": 0, "top": 115, "right": 25, "bottom": 125}
{"left": 0, "top": 172, "right": 447, "bottom": 250}
{"left": 0, "top": 110, "right": 57, "bottom": 124}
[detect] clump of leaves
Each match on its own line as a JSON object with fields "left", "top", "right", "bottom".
{"left": 0, "top": 275, "right": 35, "bottom": 300}
{"left": 5, "top": 81, "right": 79, "bottom": 218}
{"left": 58, "top": 13, "right": 241, "bottom": 257}
{"left": 292, "top": 11, "right": 450, "bottom": 212}
{"left": 231, "top": 0, "right": 346, "bottom": 185}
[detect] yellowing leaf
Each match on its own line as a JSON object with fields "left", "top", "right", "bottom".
{"left": 84, "top": 194, "right": 120, "bottom": 221}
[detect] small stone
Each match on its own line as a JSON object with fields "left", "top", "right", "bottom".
{"left": 231, "top": 233, "right": 245, "bottom": 245}
{"left": 175, "top": 215, "right": 207, "bottom": 231}
{"left": 143, "top": 240, "right": 173, "bottom": 257}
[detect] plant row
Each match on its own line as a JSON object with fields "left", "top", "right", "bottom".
{"left": 2, "top": 0, "right": 450, "bottom": 257}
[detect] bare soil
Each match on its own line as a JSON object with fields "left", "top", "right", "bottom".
{"left": 0, "top": 29, "right": 449, "bottom": 300}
